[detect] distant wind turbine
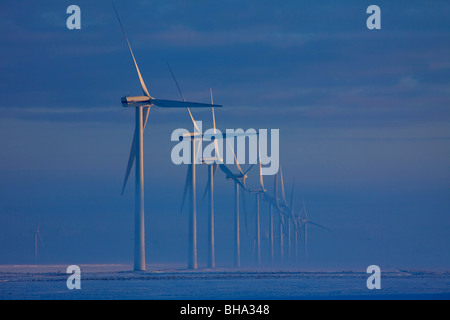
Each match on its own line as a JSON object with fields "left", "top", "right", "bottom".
{"left": 34, "top": 222, "right": 42, "bottom": 260}
{"left": 201, "top": 89, "right": 257, "bottom": 269}
{"left": 278, "top": 167, "right": 299, "bottom": 262}
{"left": 220, "top": 146, "right": 254, "bottom": 268}
{"left": 287, "top": 179, "right": 301, "bottom": 262}
{"left": 261, "top": 170, "right": 288, "bottom": 263}
{"left": 248, "top": 149, "right": 266, "bottom": 265}
{"left": 179, "top": 129, "right": 201, "bottom": 270}
{"left": 278, "top": 167, "right": 288, "bottom": 261}
{"left": 167, "top": 65, "right": 222, "bottom": 270}
{"left": 298, "top": 200, "right": 331, "bottom": 259}
{"left": 114, "top": 4, "right": 222, "bottom": 271}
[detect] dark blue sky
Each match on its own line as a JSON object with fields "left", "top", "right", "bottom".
{"left": 0, "top": 0, "right": 449, "bottom": 269}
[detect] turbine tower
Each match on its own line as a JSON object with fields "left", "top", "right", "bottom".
{"left": 34, "top": 222, "right": 42, "bottom": 260}
{"left": 248, "top": 149, "right": 266, "bottom": 265}
{"left": 180, "top": 132, "right": 200, "bottom": 269}
{"left": 114, "top": 5, "right": 221, "bottom": 271}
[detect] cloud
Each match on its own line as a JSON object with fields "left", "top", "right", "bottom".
{"left": 135, "top": 25, "right": 310, "bottom": 48}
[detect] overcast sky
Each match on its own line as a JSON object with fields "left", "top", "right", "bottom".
{"left": 0, "top": 0, "right": 449, "bottom": 269}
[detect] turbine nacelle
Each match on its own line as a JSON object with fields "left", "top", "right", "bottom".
{"left": 121, "top": 95, "right": 151, "bottom": 108}
{"left": 226, "top": 173, "right": 248, "bottom": 182}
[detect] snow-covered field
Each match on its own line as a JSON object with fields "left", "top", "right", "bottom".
{"left": 0, "top": 264, "right": 449, "bottom": 300}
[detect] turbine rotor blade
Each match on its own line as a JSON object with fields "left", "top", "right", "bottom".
{"left": 280, "top": 165, "right": 287, "bottom": 205}
{"left": 210, "top": 91, "right": 222, "bottom": 162}
{"left": 166, "top": 63, "right": 200, "bottom": 133}
{"left": 274, "top": 173, "right": 281, "bottom": 210}
{"left": 307, "top": 221, "right": 331, "bottom": 232}
{"left": 121, "top": 106, "right": 151, "bottom": 195}
{"left": 143, "top": 106, "right": 151, "bottom": 129}
{"left": 38, "top": 232, "right": 43, "bottom": 243}
{"left": 279, "top": 212, "right": 287, "bottom": 235}
{"left": 241, "top": 187, "right": 249, "bottom": 236}
{"left": 152, "top": 99, "right": 222, "bottom": 109}
{"left": 303, "top": 200, "right": 309, "bottom": 220}
{"left": 121, "top": 133, "right": 136, "bottom": 195}
{"left": 113, "top": 3, "right": 151, "bottom": 97}
{"left": 219, "top": 164, "right": 246, "bottom": 190}
{"left": 226, "top": 139, "right": 243, "bottom": 175}
{"left": 167, "top": 63, "right": 186, "bottom": 102}
{"left": 243, "top": 164, "right": 255, "bottom": 176}
{"left": 289, "top": 179, "right": 295, "bottom": 211}
{"left": 258, "top": 147, "right": 265, "bottom": 190}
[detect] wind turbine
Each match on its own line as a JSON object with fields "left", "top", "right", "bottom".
{"left": 260, "top": 173, "right": 278, "bottom": 263}
{"left": 202, "top": 158, "right": 219, "bottom": 269}
{"left": 201, "top": 89, "right": 221, "bottom": 269}
{"left": 168, "top": 63, "right": 208, "bottom": 271}
{"left": 180, "top": 104, "right": 248, "bottom": 270}
{"left": 278, "top": 167, "right": 299, "bottom": 263}
{"left": 299, "top": 200, "right": 331, "bottom": 259}
{"left": 175, "top": 82, "right": 250, "bottom": 270}
{"left": 34, "top": 222, "right": 42, "bottom": 260}
{"left": 220, "top": 146, "right": 254, "bottom": 268}
{"left": 248, "top": 149, "right": 266, "bottom": 265}
{"left": 260, "top": 169, "right": 289, "bottom": 264}
{"left": 114, "top": 5, "right": 221, "bottom": 271}
{"left": 199, "top": 90, "right": 256, "bottom": 269}
{"left": 286, "top": 180, "right": 302, "bottom": 262}
{"left": 179, "top": 128, "right": 201, "bottom": 270}
{"left": 278, "top": 167, "right": 289, "bottom": 261}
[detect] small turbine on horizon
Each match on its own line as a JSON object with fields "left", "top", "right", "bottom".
{"left": 34, "top": 222, "right": 42, "bottom": 260}
{"left": 297, "top": 200, "right": 331, "bottom": 259}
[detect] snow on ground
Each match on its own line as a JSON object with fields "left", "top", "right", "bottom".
{"left": 0, "top": 264, "right": 449, "bottom": 300}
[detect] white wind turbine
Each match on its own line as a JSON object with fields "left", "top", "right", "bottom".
{"left": 298, "top": 200, "right": 331, "bottom": 259}
{"left": 286, "top": 180, "right": 303, "bottom": 262}
{"left": 114, "top": 5, "right": 221, "bottom": 271}
{"left": 261, "top": 169, "right": 290, "bottom": 264}
{"left": 171, "top": 69, "right": 232, "bottom": 270}
{"left": 284, "top": 178, "right": 303, "bottom": 263}
{"left": 278, "top": 167, "right": 288, "bottom": 261}
{"left": 260, "top": 172, "right": 279, "bottom": 263}
{"left": 179, "top": 127, "right": 201, "bottom": 270}
{"left": 179, "top": 94, "right": 251, "bottom": 269}
{"left": 278, "top": 167, "right": 298, "bottom": 262}
{"left": 201, "top": 89, "right": 222, "bottom": 269}
{"left": 174, "top": 82, "right": 254, "bottom": 269}
{"left": 168, "top": 63, "right": 208, "bottom": 270}
{"left": 34, "top": 222, "right": 42, "bottom": 260}
{"left": 248, "top": 149, "right": 266, "bottom": 265}
{"left": 220, "top": 148, "right": 254, "bottom": 268}
{"left": 200, "top": 90, "right": 256, "bottom": 269}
